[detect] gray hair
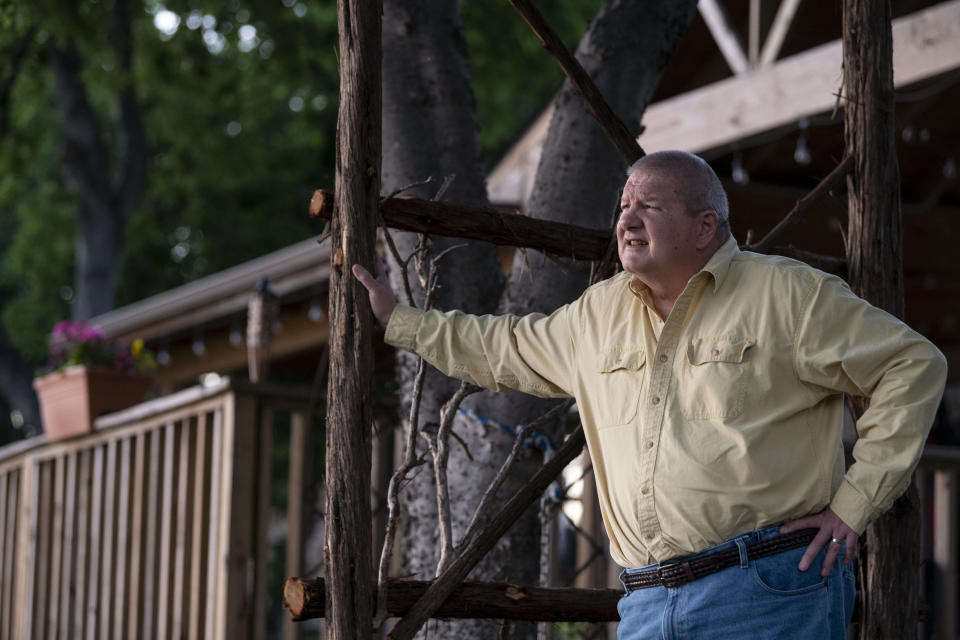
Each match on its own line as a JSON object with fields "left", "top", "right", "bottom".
{"left": 627, "top": 150, "right": 730, "bottom": 239}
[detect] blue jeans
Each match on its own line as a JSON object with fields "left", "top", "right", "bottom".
{"left": 617, "top": 525, "right": 856, "bottom": 639}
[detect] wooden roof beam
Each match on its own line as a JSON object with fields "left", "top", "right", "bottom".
{"left": 641, "top": 0, "right": 960, "bottom": 155}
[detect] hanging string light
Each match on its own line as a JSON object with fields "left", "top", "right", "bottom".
{"left": 794, "top": 118, "right": 812, "bottom": 166}
{"left": 732, "top": 151, "right": 749, "bottom": 185}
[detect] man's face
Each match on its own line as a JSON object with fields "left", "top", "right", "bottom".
{"left": 617, "top": 167, "right": 704, "bottom": 282}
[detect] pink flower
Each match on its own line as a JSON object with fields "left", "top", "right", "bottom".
{"left": 78, "top": 326, "right": 104, "bottom": 342}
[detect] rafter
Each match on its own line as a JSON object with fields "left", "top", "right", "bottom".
{"left": 698, "top": 0, "right": 750, "bottom": 75}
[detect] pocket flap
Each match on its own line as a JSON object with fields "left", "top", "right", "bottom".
{"left": 598, "top": 348, "right": 646, "bottom": 373}
{"left": 687, "top": 338, "right": 754, "bottom": 365}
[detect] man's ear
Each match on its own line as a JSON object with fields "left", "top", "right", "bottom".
{"left": 696, "top": 209, "right": 719, "bottom": 249}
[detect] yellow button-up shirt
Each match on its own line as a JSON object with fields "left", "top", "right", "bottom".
{"left": 384, "top": 237, "right": 947, "bottom": 567}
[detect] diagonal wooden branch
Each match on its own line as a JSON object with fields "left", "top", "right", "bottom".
{"left": 747, "top": 155, "right": 854, "bottom": 254}
{"left": 507, "top": 0, "right": 644, "bottom": 164}
{"left": 462, "top": 399, "right": 575, "bottom": 545}
{"left": 386, "top": 426, "right": 586, "bottom": 640}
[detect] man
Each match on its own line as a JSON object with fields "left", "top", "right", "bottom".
{"left": 353, "top": 151, "right": 947, "bottom": 638}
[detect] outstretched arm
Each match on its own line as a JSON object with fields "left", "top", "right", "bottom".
{"left": 352, "top": 262, "right": 397, "bottom": 326}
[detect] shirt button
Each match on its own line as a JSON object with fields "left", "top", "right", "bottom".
{"left": 659, "top": 354, "right": 668, "bottom": 362}
{"left": 646, "top": 533, "right": 655, "bottom": 541}
{"left": 652, "top": 396, "right": 660, "bottom": 404}
{"left": 640, "top": 487, "right": 649, "bottom": 495}
{"left": 645, "top": 441, "right": 654, "bottom": 449}
{"left": 712, "top": 348, "right": 720, "bottom": 356}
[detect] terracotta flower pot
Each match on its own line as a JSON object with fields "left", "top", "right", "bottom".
{"left": 33, "top": 365, "right": 153, "bottom": 440}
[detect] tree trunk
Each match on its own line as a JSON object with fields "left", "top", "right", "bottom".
{"left": 841, "top": 1, "right": 914, "bottom": 638}
{"left": 381, "top": 1, "right": 506, "bottom": 637}
{"left": 47, "top": 0, "right": 146, "bottom": 321}
{"left": 469, "top": 0, "right": 697, "bottom": 622}
{"left": 323, "top": 0, "right": 381, "bottom": 637}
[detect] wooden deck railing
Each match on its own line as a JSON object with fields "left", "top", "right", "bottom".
{"left": 0, "top": 378, "right": 312, "bottom": 640}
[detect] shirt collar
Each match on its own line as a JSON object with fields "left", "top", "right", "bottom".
{"left": 699, "top": 235, "right": 739, "bottom": 292}
{"left": 627, "top": 235, "right": 740, "bottom": 303}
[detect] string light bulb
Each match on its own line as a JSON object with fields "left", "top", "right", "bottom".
{"left": 794, "top": 119, "right": 811, "bottom": 166}
{"left": 732, "top": 152, "right": 749, "bottom": 185}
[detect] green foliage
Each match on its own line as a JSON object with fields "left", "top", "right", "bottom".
{"left": 0, "top": 0, "right": 602, "bottom": 367}
{"left": 0, "top": 0, "right": 339, "bottom": 361}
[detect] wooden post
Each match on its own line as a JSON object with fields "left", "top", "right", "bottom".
{"left": 933, "top": 470, "right": 958, "bottom": 640}
{"left": 841, "top": 1, "right": 914, "bottom": 638}
{"left": 324, "top": 0, "right": 381, "bottom": 637}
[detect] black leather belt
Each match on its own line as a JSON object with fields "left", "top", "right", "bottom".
{"left": 622, "top": 528, "right": 818, "bottom": 591}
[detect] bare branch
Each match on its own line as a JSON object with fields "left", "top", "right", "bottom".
{"left": 434, "top": 382, "right": 483, "bottom": 574}
{"left": 462, "top": 399, "right": 574, "bottom": 547}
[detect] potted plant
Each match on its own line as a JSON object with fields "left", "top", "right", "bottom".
{"left": 32, "top": 321, "right": 156, "bottom": 440}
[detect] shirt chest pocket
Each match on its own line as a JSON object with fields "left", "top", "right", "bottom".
{"left": 681, "top": 338, "right": 755, "bottom": 420}
{"left": 596, "top": 348, "right": 646, "bottom": 426}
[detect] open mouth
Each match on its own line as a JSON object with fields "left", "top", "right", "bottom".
{"left": 626, "top": 239, "right": 648, "bottom": 246}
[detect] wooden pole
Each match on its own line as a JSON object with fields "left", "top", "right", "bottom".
{"left": 284, "top": 577, "right": 620, "bottom": 623}
{"left": 324, "top": 0, "right": 381, "bottom": 637}
{"left": 841, "top": 1, "right": 914, "bottom": 638}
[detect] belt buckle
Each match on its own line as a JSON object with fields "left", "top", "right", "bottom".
{"left": 656, "top": 562, "right": 689, "bottom": 589}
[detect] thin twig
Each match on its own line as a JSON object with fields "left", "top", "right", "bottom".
{"left": 376, "top": 356, "right": 429, "bottom": 626}
{"left": 434, "top": 382, "right": 483, "bottom": 574}
{"left": 383, "top": 175, "right": 435, "bottom": 202}
{"left": 462, "top": 399, "right": 574, "bottom": 546}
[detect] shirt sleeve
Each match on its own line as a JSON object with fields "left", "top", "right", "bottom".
{"left": 794, "top": 275, "right": 947, "bottom": 533}
{"left": 383, "top": 302, "right": 579, "bottom": 399}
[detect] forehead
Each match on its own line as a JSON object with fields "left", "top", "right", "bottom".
{"left": 621, "top": 167, "right": 682, "bottom": 201}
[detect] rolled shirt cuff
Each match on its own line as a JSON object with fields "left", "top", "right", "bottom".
{"left": 829, "top": 479, "right": 876, "bottom": 534}
{"left": 384, "top": 304, "right": 422, "bottom": 352}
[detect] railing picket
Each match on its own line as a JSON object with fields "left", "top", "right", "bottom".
{"left": 141, "top": 428, "right": 162, "bottom": 639}
{"left": 85, "top": 445, "right": 105, "bottom": 640}
{"left": 127, "top": 432, "right": 147, "bottom": 640}
{"left": 188, "top": 412, "right": 210, "bottom": 640}
{"left": 157, "top": 421, "right": 177, "bottom": 640}
{"left": 99, "top": 438, "right": 118, "bottom": 639}
{"left": 113, "top": 437, "right": 132, "bottom": 640}
{"left": 172, "top": 417, "right": 193, "bottom": 638}
{"left": 0, "top": 470, "right": 14, "bottom": 638}
{"left": 48, "top": 456, "right": 65, "bottom": 638}
{"left": 58, "top": 453, "right": 77, "bottom": 640}
{"left": 17, "top": 459, "right": 37, "bottom": 639}
{"left": 72, "top": 449, "right": 91, "bottom": 640}
{"left": 34, "top": 460, "right": 53, "bottom": 639}
{"left": 253, "top": 407, "right": 274, "bottom": 640}
{"left": 205, "top": 407, "right": 225, "bottom": 640}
